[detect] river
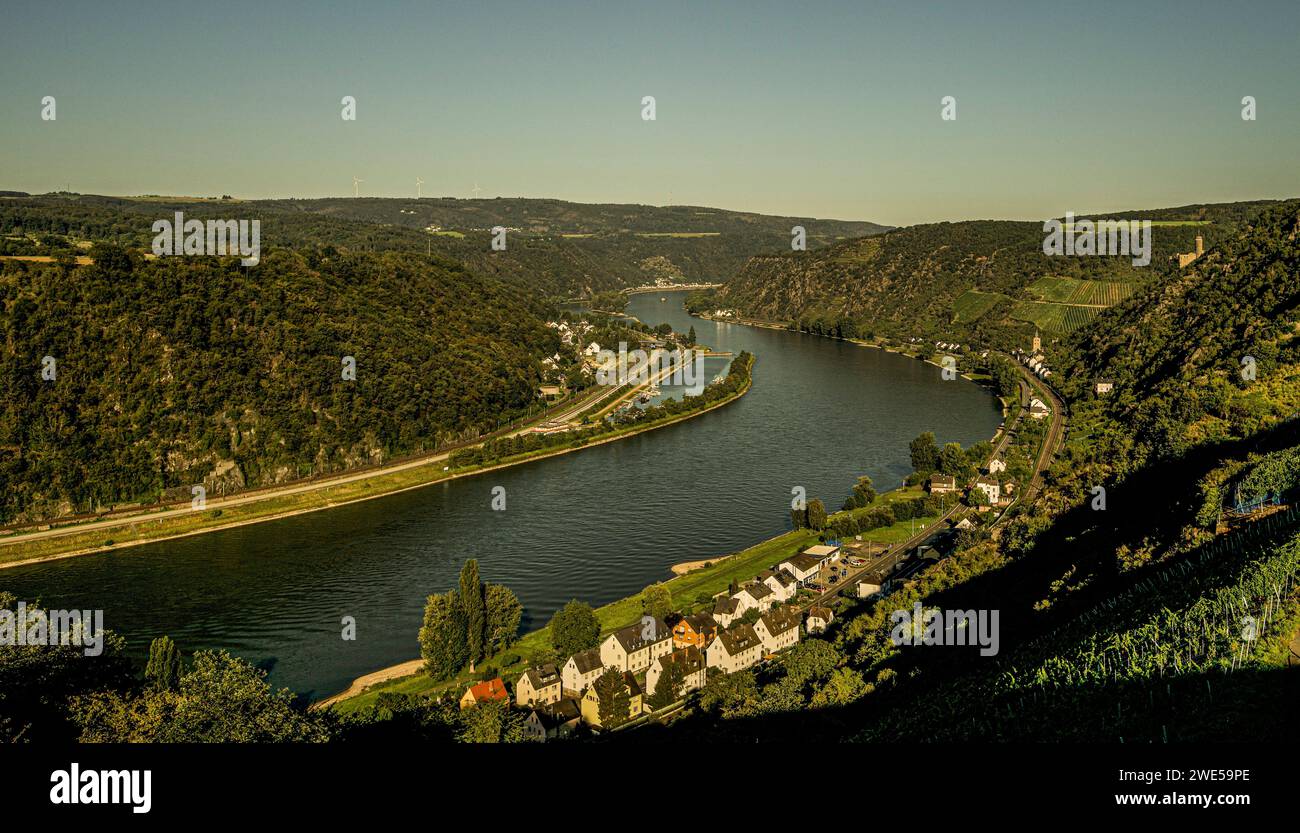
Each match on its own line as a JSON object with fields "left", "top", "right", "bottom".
{"left": 1, "top": 291, "right": 1001, "bottom": 699}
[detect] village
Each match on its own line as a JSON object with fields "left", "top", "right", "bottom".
{"left": 457, "top": 539, "right": 873, "bottom": 741}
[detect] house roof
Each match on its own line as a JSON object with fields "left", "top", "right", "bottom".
{"left": 975, "top": 475, "right": 999, "bottom": 486}
{"left": 803, "top": 545, "right": 839, "bottom": 558}
{"left": 677, "top": 612, "right": 717, "bottom": 634}
{"left": 808, "top": 606, "right": 834, "bottom": 622}
{"left": 758, "top": 568, "right": 797, "bottom": 588}
{"left": 740, "top": 581, "right": 773, "bottom": 600}
{"left": 611, "top": 618, "right": 670, "bottom": 653}
{"left": 781, "top": 552, "right": 824, "bottom": 573}
{"left": 465, "top": 677, "right": 508, "bottom": 703}
{"left": 759, "top": 607, "right": 800, "bottom": 636}
{"left": 929, "top": 474, "right": 956, "bottom": 486}
{"left": 567, "top": 647, "right": 603, "bottom": 675}
{"left": 715, "top": 623, "right": 761, "bottom": 655}
{"left": 713, "top": 596, "right": 741, "bottom": 616}
{"left": 658, "top": 646, "right": 705, "bottom": 673}
{"left": 534, "top": 697, "right": 581, "bottom": 727}
{"left": 523, "top": 663, "right": 561, "bottom": 691}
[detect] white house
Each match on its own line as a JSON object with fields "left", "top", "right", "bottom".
{"left": 516, "top": 663, "right": 562, "bottom": 707}
{"left": 706, "top": 623, "right": 764, "bottom": 673}
{"left": 734, "top": 581, "right": 776, "bottom": 613}
{"left": 988, "top": 459, "right": 1007, "bottom": 475}
{"left": 973, "top": 475, "right": 1000, "bottom": 505}
{"left": 561, "top": 648, "right": 605, "bottom": 695}
{"left": 600, "top": 618, "right": 674, "bottom": 673}
{"left": 754, "top": 607, "right": 801, "bottom": 654}
{"left": 1028, "top": 398, "right": 1050, "bottom": 419}
{"left": 757, "top": 568, "right": 799, "bottom": 602}
{"left": 806, "top": 606, "right": 834, "bottom": 634}
{"left": 712, "top": 594, "right": 749, "bottom": 628}
{"left": 779, "top": 545, "right": 840, "bottom": 583}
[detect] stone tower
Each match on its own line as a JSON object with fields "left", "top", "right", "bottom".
{"left": 1031, "top": 330, "right": 1041, "bottom": 354}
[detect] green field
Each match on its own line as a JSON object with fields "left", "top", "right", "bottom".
{"left": 952, "top": 290, "right": 1010, "bottom": 323}
{"left": 1027, "top": 276, "right": 1136, "bottom": 306}
{"left": 1010, "top": 300, "right": 1100, "bottom": 333}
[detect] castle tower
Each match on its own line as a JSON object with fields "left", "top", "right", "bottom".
{"left": 1195, "top": 234, "right": 1204, "bottom": 256}
{"left": 1031, "top": 330, "right": 1041, "bottom": 353}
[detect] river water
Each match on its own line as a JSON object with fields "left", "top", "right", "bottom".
{"left": 2, "top": 291, "right": 1001, "bottom": 699}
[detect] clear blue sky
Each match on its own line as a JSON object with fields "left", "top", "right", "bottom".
{"left": 2, "top": 0, "right": 1298, "bottom": 226}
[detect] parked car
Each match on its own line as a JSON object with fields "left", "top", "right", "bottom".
{"left": 804, "top": 582, "right": 824, "bottom": 592}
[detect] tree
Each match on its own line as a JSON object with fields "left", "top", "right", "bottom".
{"left": 419, "top": 591, "right": 468, "bottom": 680}
{"left": 549, "top": 600, "right": 601, "bottom": 657}
{"left": 593, "top": 668, "right": 631, "bottom": 728}
{"left": 484, "top": 583, "right": 522, "bottom": 654}
{"left": 806, "top": 498, "right": 827, "bottom": 531}
{"left": 940, "top": 442, "right": 975, "bottom": 483}
{"left": 686, "top": 325, "right": 697, "bottom": 346}
{"left": 144, "top": 636, "right": 182, "bottom": 692}
{"left": 844, "top": 475, "right": 876, "bottom": 509}
{"left": 648, "top": 658, "right": 687, "bottom": 710}
{"left": 641, "top": 583, "right": 673, "bottom": 619}
{"left": 791, "top": 506, "right": 806, "bottom": 529}
{"left": 909, "top": 432, "right": 940, "bottom": 475}
{"left": 73, "top": 650, "right": 329, "bottom": 743}
{"left": 459, "top": 560, "right": 486, "bottom": 669}
{"left": 456, "top": 699, "right": 530, "bottom": 743}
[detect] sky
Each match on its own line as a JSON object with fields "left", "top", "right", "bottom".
{"left": 2, "top": 0, "right": 1298, "bottom": 227}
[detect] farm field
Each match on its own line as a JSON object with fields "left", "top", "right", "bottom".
{"left": 1010, "top": 300, "right": 1100, "bottom": 333}
{"left": 1027, "top": 276, "right": 1137, "bottom": 306}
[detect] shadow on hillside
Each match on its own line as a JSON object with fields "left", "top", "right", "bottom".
{"left": 621, "top": 664, "right": 1300, "bottom": 743}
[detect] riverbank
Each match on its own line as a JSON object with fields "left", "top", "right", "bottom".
{"left": 0, "top": 356, "right": 753, "bottom": 570}
{"left": 324, "top": 312, "right": 1011, "bottom": 710}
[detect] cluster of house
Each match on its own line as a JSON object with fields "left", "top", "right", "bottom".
{"left": 928, "top": 456, "right": 1016, "bottom": 510}
{"left": 934, "top": 340, "right": 962, "bottom": 351}
{"left": 535, "top": 319, "right": 601, "bottom": 388}
{"left": 1013, "top": 331, "right": 1053, "bottom": 383}
{"left": 458, "top": 545, "right": 851, "bottom": 741}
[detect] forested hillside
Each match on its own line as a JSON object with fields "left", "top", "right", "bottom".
{"left": 0, "top": 243, "right": 559, "bottom": 523}
{"left": 714, "top": 201, "right": 1277, "bottom": 348}
{"left": 1, "top": 194, "right": 888, "bottom": 298}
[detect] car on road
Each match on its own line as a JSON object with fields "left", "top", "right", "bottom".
{"left": 804, "top": 581, "right": 824, "bottom": 592}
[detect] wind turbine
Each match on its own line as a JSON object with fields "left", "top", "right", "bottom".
{"left": 471, "top": 182, "right": 482, "bottom": 199}
{"left": 352, "top": 177, "right": 364, "bottom": 198}
{"left": 416, "top": 177, "right": 425, "bottom": 199}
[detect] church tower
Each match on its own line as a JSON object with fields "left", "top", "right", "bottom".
{"left": 1031, "top": 330, "right": 1041, "bottom": 354}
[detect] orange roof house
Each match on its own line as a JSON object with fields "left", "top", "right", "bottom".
{"left": 460, "top": 677, "right": 509, "bottom": 709}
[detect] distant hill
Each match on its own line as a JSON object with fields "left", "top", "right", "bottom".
{"left": 0, "top": 194, "right": 890, "bottom": 298}
{"left": 714, "top": 200, "right": 1284, "bottom": 349}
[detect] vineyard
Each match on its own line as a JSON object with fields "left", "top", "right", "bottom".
{"left": 857, "top": 508, "right": 1300, "bottom": 741}
{"left": 1027, "top": 275, "right": 1137, "bottom": 306}
{"left": 1010, "top": 300, "right": 1101, "bottom": 333}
